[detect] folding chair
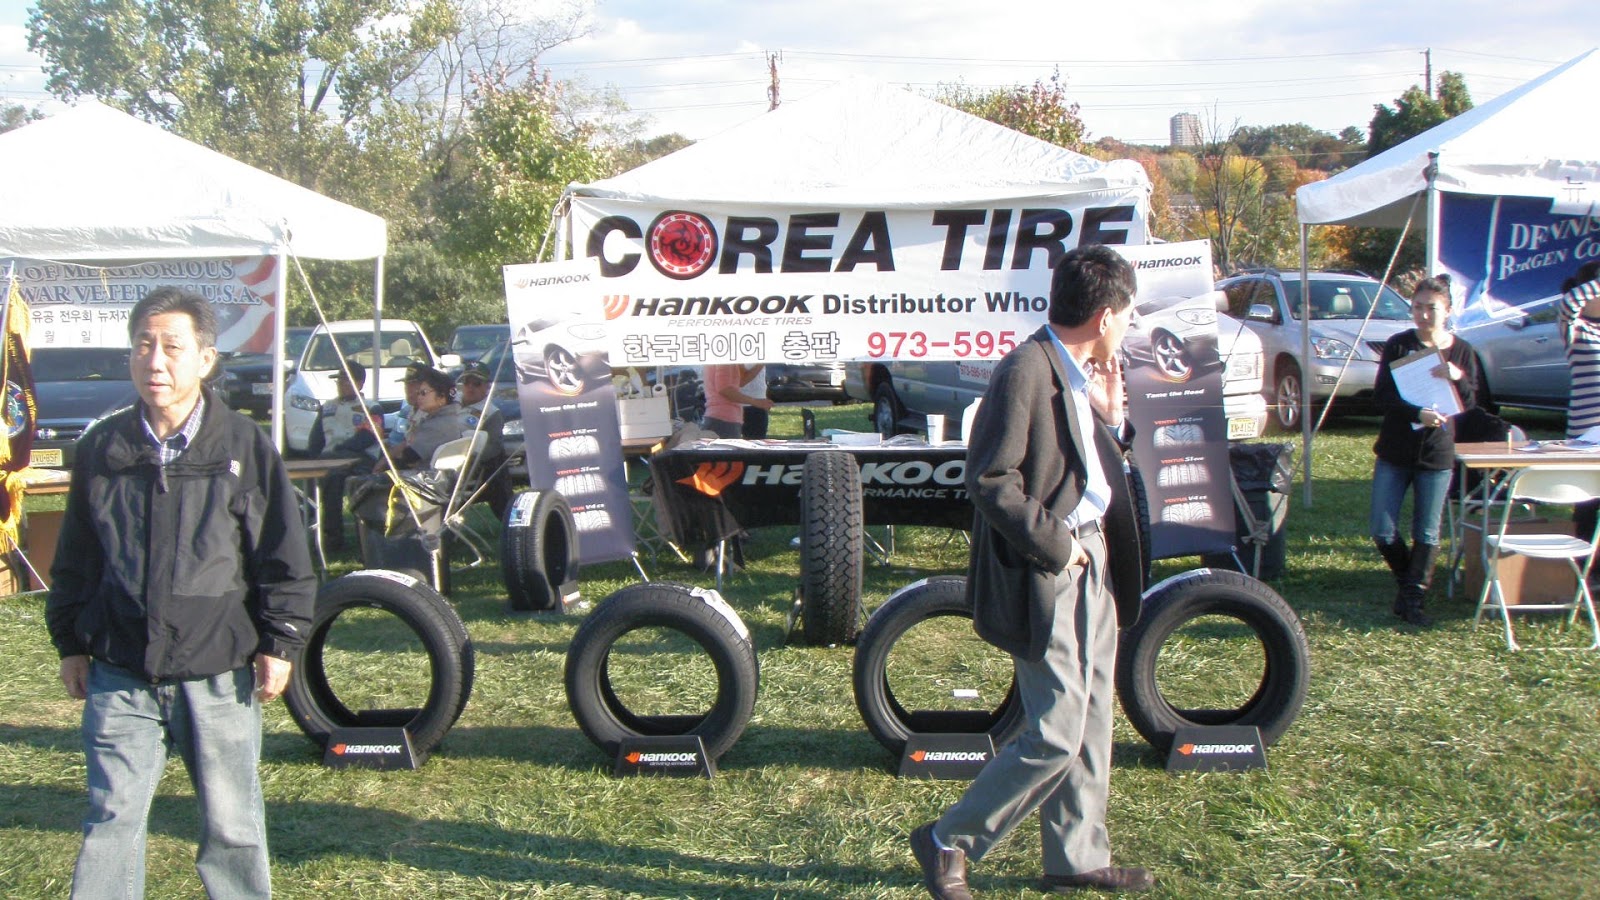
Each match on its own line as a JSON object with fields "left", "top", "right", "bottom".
{"left": 1473, "top": 465, "right": 1600, "bottom": 651}
{"left": 431, "top": 432, "right": 494, "bottom": 568}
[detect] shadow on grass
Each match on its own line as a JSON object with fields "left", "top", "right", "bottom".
{"left": 0, "top": 782, "right": 891, "bottom": 898}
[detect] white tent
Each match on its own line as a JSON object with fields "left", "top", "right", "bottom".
{"left": 1297, "top": 48, "right": 1600, "bottom": 236}
{"left": 1288, "top": 49, "right": 1600, "bottom": 502}
{"left": 0, "top": 102, "right": 389, "bottom": 446}
{"left": 564, "top": 78, "right": 1149, "bottom": 218}
{"left": 0, "top": 101, "right": 386, "bottom": 260}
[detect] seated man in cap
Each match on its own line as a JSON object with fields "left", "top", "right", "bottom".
{"left": 456, "top": 361, "right": 514, "bottom": 519}
{"left": 307, "top": 361, "right": 381, "bottom": 552}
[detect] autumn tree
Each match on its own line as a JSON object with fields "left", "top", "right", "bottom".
{"left": 931, "top": 70, "right": 1087, "bottom": 151}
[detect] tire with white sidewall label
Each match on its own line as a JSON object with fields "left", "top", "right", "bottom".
{"left": 501, "top": 490, "right": 580, "bottom": 612}
{"left": 564, "top": 581, "right": 758, "bottom": 761}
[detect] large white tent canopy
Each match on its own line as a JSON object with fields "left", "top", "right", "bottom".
{"left": 567, "top": 78, "right": 1150, "bottom": 212}
{"left": 0, "top": 101, "right": 386, "bottom": 261}
{"left": 1297, "top": 48, "right": 1600, "bottom": 231}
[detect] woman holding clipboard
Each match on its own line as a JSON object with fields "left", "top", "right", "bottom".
{"left": 1370, "top": 275, "right": 1480, "bottom": 627}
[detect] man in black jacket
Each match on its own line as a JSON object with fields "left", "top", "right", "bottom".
{"left": 45, "top": 287, "right": 316, "bottom": 899}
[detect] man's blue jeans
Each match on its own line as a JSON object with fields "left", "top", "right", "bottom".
{"left": 72, "top": 662, "right": 270, "bottom": 899}
{"left": 1369, "top": 458, "right": 1451, "bottom": 546}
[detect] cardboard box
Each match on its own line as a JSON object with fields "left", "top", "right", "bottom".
{"left": 1460, "top": 518, "right": 1581, "bottom": 606}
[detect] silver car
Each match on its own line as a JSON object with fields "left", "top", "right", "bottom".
{"left": 1217, "top": 270, "right": 1413, "bottom": 431}
{"left": 1454, "top": 298, "right": 1567, "bottom": 411}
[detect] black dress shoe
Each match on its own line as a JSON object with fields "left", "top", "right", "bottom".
{"left": 1042, "top": 866, "right": 1155, "bottom": 893}
{"left": 910, "top": 822, "right": 974, "bottom": 900}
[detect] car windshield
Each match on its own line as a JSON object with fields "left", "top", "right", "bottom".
{"left": 474, "top": 340, "right": 518, "bottom": 382}
{"left": 302, "top": 330, "right": 427, "bottom": 371}
{"left": 452, "top": 326, "right": 508, "bottom": 354}
{"left": 32, "top": 348, "right": 131, "bottom": 382}
{"left": 286, "top": 328, "right": 312, "bottom": 360}
{"left": 1283, "top": 279, "right": 1411, "bottom": 322}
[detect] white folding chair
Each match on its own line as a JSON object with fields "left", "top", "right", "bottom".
{"left": 430, "top": 432, "right": 494, "bottom": 568}
{"left": 1473, "top": 465, "right": 1600, "bottom": 651}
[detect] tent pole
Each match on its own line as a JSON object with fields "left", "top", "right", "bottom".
{"left": 270, "top": 253, "right": 288, "bottom": 452}
{"left": 372, "top": 256, "right": 385, "bottom": 408}
{"left": 1424, "top": 152, "right": 1442, "bottom": 276}
{"left": 1299, "top": 224, "right": 1313, "bottom": 507}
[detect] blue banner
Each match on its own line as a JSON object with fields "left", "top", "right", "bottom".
{"left": 1441, "top": 193, "right": 1600, "bottom": 326}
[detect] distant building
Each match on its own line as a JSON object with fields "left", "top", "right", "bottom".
{"left": 1170, "top": 113, "right": 1201, "bottom": 148}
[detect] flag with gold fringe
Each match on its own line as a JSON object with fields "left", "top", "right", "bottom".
{"left": 0, "top": 268, "right": 35, "bottom": 553}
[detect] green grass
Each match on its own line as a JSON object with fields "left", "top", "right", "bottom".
{"left": 3, "top": 403, "right": 1598, "bottom": 898}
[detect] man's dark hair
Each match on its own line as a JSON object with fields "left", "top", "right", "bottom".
{"left": 339, "top": 360, "right": 368, "bottom": 387}
{"left": 1047, "top": 245, "right": 1137, "bottom": 328}
{"left": 1563, "top": 261, "right": 1600, "bottom": 293}
{"left": 128, "top": 287, "right": 218, "bottom": 349}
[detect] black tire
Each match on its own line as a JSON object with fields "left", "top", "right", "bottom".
{"left": 852, "top": 576, "right": 1025, "bottom": 756}
{"left": 501, "top": 490, "right": 580, "bottom": 612}
{"left": 564, "top": 582, "right": 758, "bottom": 761}
{"left": 1270, "top": 360, "right": 1302, "bottom": 433}
{"left": 1115, "top": 568, "right": 1309, "bottom": 753}
{"left": 285, "top": 570, "right": 475, "bottom": 755}
{"left": 871, "top": 381, "right": 904, "bottom": 437}
{"left": 1126, "top": 462, "right": 1152, "bottom": 591}
{"left": 798, "top": 451, "right": 865, "bottom": 645}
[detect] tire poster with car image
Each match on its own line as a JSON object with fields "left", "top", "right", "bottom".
{"left": 1113, "top": 242, "right": 1235, "bottom": 559}
{"left": 503, "top": 257, "right": 635, "bottom": 563}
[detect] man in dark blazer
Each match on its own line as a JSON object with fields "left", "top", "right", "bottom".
{"left": 911, "top": 245, "right": 1151, "bottom": 897}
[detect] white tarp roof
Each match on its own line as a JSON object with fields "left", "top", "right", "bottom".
{"left": 0, "top": 102, "right": 387, "bottom": 260}
{"left": 570, "top": 79, "right": 1150, "bottom": 208}
{"left": 1296, "top": 48, "right": 1600, "bottom": 226}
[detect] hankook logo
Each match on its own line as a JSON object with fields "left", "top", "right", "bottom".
{"left": 1176, "top": 743, "right": 1255, "bottom": 756}
{"left": 909, "top": 750, "right": 989, "bottom": 763}
{"left": 331, "top": 743, "right": 403, "bottom": 755}
{"left": 625, "top": 751, "right": 700, "bottom": 765}
{"left": 648, "top": 211, "right": 718, "bottom": 280}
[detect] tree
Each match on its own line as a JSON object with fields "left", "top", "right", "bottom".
{"left": 931, "top": 70, "right": 1087, "bottom": 151}
{"left": 0, "top": 103, "right": 41, "bottom": 134}
{"left": 1231, "top": 122, "right": 1364, "bottom": 172}
{"left": 1367, "top": 71, "right": 1472, "bottom": 156}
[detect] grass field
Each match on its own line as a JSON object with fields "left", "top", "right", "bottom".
{"left": 2, "top": 403, "right": 1598, "bottom": 899}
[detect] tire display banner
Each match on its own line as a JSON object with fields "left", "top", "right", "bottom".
{"left": 1441, "top": 194, "right": 1600, "bottom": 329}
{"left": 1114, "top": 242, "right": 1234, "bottom": 559}
{"left": 503, "top": 257, "right": 634, "bottom": 564}
{"left": 568, "top": 194, "right": 1147, "bottom": 365}
{"left": 2, "top": 255, "right": 280, "bottom": 352}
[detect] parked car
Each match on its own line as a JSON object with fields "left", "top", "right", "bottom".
{"left": 766, "top": 362, "right": 851, "bottom": 403}
{"left": 28, "top": 346, "right": 239, "bottom": 468}
{"left": 448, "top": 323, "right": 510, "bottom": 365}
{"left": 1217, "top": 269, "right": 1413, "bottom": 431}
{"left": 218, "top": 326, "right": 312, "bottom": 416}
{"left": 1455, "top": 298, "right": 1567, "bottom": 411}
{"left": 284, "top": 320, "right": 458, "bottom": 453}
{"left": 844, "top": 295, "right": 1269, "bottom": 442}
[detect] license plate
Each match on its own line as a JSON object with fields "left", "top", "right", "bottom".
{"left": 1227, "top": 417, "right": 1257, "bottom": 441}
{"left": 31, "top": 448, "right": 62, "bottom": 467}
{"left": 251, "top": 383, "right": 274, "bottom": 395}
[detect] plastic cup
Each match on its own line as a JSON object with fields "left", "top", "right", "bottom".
{"left": 925, "top": 414, "right": 945, "bottom": 444}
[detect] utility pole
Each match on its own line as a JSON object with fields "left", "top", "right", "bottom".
{"left": 766, "top": 51, "right": 782, "bottom": 111}
{"left": 1423, "top": 48, "right": 1433, "bottom": 98}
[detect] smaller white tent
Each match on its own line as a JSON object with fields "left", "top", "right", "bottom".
{"left": 568, "top": 79, "right": 1150, "bottom": 211}
{"left": 0, "top": 102, "right": 386, "bottom": 261}
{"left": 1296, "top": 48, "right": 1600, "bottom": 230}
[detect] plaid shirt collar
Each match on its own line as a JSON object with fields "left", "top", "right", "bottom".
{"left": 141, "top": 394, "right": 206, "bottom": 466}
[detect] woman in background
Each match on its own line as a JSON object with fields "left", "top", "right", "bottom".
{"left": 1370, "top": 275, "right": 1479, "bottom": 627}
{"left": 1557, "top": 260, "right": 1600, "bottom": 545}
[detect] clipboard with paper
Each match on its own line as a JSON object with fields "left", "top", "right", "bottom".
{"left": 1389, "top": 348, "right": 1462, "bottom": 416}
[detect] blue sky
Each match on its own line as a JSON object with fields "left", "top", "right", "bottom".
{"left": 2, "top": 0, "right": 1595, "bottom": 144}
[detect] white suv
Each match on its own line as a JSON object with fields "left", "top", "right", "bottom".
{"left": 283, "top": 320, "right": 458, "bottom": 453}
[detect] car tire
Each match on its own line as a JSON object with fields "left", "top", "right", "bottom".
{"left": 1115, "top": 568, "right": 1309, "bottom": 752}
{"left": 544, "top": 344, "right": 584, "bottom": 396}
{"left": 502, "top": 490, "right": 580, "bottom": 612}
{"left": 1272, "top": 362, "right": 1302, "bottom": 432}
{"left": 1150, "top": 329, "right": 1194, "bottom": 382}
{"left": 852, "top": 575, "right": 1025, "bottom": 756}
{"left": 284, "top": 570, "right": 475, "bottom": 755}
{"left": 564, "top": 582, "right": 758, "bottom": 761}
{"left": 872, "top": 381, "right": 904, "bottom": 438}
{"left": 797, "top": 450, "right": 865, "bottom": 645}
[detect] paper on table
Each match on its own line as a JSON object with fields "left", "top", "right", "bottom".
{"left": 1390, "top": 349, "right": 1462, "bottom": 417}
